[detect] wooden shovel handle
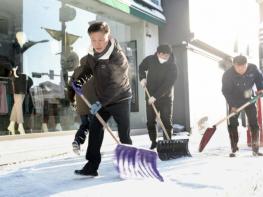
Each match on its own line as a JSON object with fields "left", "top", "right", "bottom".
{"left": 144, "top": 87, "right": 171, "bottom": 140}
{"left": 214, "top": 94, "right": 262, "bottom": 127}
{"left": 80, "top": 95, "right": 121, "bottom": 144}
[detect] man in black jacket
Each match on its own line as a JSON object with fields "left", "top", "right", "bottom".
{"left": 68, "top": 59, "right": 97, "bottom": 155}
{"left": 139, "top": 45, "right": 177, "bottom": 149}
{"left": 222, "top": 55, "right": 263, "bottom": 157}
{"left": 74, "top": 21, "right": 132, "bottom": 177}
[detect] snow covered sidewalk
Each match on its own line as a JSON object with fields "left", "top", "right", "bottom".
{"left": 1, "top": 126, "right": 263, "bottom": 197}
{"left": 0, "top": 129, "right": 147, "bottom": 166}
{"left": 0, "top": 131, "right": 76, "bottom": 166}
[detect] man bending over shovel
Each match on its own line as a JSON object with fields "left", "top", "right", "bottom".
{"left": 73, "top": 21, "right": 132, "bottom": 176}
{"left": 222, "top": 55, "right": 263, "bottom": 157}
{"left": 139, "top": 45, "right": 177, "bottom": 149}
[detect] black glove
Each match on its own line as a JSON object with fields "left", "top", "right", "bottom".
{"left": 72, "top": 76, "right": 88, "bottom": 95}
{"left": 73, "top": 78, "right": 84, "bottom": 89}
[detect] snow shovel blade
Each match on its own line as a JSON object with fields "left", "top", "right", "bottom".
{"left": 114, "top": 144, "right": 164, "bottom": 182}
{"left": 199, "top": 126, "right": 216, "bottom": 152}
{"left": 157, "top": 139, "right": 191, "bottom": 161}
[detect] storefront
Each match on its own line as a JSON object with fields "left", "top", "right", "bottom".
{"left": 0, "top": 0, "right": 166, "bottom": 135}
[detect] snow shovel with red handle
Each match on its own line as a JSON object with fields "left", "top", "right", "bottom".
{"left": 72, "top": 81, "right": 164, "bottom": 182}
{"left": 144, "top": 87, "right": 191, "bottom": 161}
{"left": 199, "top": 93, "right": 263, "bottom": 152}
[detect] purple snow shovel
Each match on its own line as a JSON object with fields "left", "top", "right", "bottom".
{"left": 145, "top": 87, "right": 191, "bottom": 161}
{"left": 199, "top": 94, "right": 263, "bottom": 152}
{"left": 72, "top": 81, "right": 164, "bottom": 182}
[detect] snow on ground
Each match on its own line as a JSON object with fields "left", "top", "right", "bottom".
{"left": 1, "top": 125, "right": 263, "bottom": 197}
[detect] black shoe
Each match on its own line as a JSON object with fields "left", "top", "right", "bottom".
{"left": 74, "top": 169, "right": 98, "bottom": 177}
{"left": 150, "top": 141, "right": 157, "bottom": 150}
{"left": 232, "top": 146, "right": 239, "bottom": 153}
{"left": 72, "top": 141, "right": 80, "bottom": 155}
{"left": 252, "top": 151, "right": 263, "bottom": 156}
{"left": 229, "top": 152, "right": 236, "bottom": 157}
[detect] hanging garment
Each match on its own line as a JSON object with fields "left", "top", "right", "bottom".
{"left": 30, "top": 86, "right": 44, "bottom": 114}
{"left": 0, "top": 83, "right": 8, "bottom": 114}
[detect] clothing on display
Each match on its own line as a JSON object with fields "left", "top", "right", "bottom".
{"left": 0, "top": 83, "right": 8, "bottom": 114}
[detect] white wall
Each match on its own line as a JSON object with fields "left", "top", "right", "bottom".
{"left": 130, "top": 21, "right": 159, "bottom": 129}
{"left": 189, "top": 0, "right": 259, "bottom": 60}
{"left": 188, "top": 0, "right": 259, "bottom": 133}
{"left": 187, "top": 51, "right": 226, "bottom": 131}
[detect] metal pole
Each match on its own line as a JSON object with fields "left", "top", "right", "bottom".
{"left": 61, "top": 0, "right": 68, "bottom": 85}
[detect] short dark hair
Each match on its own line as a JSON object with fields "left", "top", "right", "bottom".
{"left": 87, "top": 21, "right": 110, "bottom": 35}
{"left": 157, "top": 45, "right": 172, "bottom": 54}
{"left": 233, "top": 55, "right": 247, "bottom": 65}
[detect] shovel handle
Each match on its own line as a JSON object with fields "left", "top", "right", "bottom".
{"left": 79, "top": 95, "right": 121, "bottom": 144}
{"left": 214, "top": 94, "right": 262, "bottom": 127}
{"left": 144, "top": 87, "right": 171, "bottom": 140}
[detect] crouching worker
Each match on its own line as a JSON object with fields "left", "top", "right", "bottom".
{"left": 222, "top": 55, "right": 263, "bottom": 157}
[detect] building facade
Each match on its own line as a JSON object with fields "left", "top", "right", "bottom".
{"left": 0, "top": 0, "right": 261, "bottom": 137}
{"left": 160, "top": 0, "right": 260, "bottom": 132}
{"left": 0, "top": 0, "right": 164, "bottom": 135}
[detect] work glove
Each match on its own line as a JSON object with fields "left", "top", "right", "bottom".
{"left": 230, "top": 107, "right": 238, "bottom": 113}
{"left": 243, "top": 89, "right": 252, "bottom": 98}
{"left": 256, "top": 89, "right": 263, "bottom": 96}
{"left": 148, "top": 96, "right": 156, "bottom": 105}
{"left": 90, "top": 101, "right": 102, "bottom": 115}
{"left": 140, "top": 78, "right": 147, "bottom": 88}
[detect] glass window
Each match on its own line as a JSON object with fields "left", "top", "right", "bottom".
{"left": 0, "top": 0, "right": 139, "bottom": 135}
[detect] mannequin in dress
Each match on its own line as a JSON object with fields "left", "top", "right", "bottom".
{"left": 7, "top": 67, "right": 31, "bottom": 134}
{"left": 7, "top": 32, "right": 27, "bottom": 135}
{"left": 7, "top": 32, "right": 40, "bottom": 135}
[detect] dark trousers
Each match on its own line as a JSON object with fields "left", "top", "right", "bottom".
{"left": 146, "top": 97, "right": 173, "bottom": 142}
{"left": 228, "top": 103, "right": 259, "bottom": 131}
{"left": 74, "top": 114, "right": 93, "bottom": 145}
{"left": 84, "top": 99, "right": 132, "bottom": 172}
{"left": 43, "top": 101, "right": 60, "bottom": 124}
{"left": 228, "top": 103, "right": 260, "bottom": 153}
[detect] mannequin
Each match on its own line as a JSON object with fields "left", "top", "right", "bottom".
{"left": 7, "top": 32, "right": 42, "bottom": 135}
{"left": 7, "top": 68, "right": 29, "bottom": 134}
{"left": 7, "top": 32, "right": 27, "bottom": 135}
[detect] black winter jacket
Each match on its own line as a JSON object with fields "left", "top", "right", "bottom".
{"left": 222, "top": 63, "right": 263, "bottom": 108}
{"left": 139, "top": 54, "right": 177, "bottom": 100}
{"left": 76, "top": 39, "right": 132, "bottom": 107}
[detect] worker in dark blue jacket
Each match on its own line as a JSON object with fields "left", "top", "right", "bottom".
{"left": 222, "top": 55, "right": 263, "bottom": 157}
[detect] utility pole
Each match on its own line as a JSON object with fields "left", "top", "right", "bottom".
{"left": 59, "top": 0, "right": 76, "bottom": 85}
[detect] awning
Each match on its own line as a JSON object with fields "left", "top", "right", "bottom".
{"left": 97, "top": 0, "right": 166, "bottom": 26}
